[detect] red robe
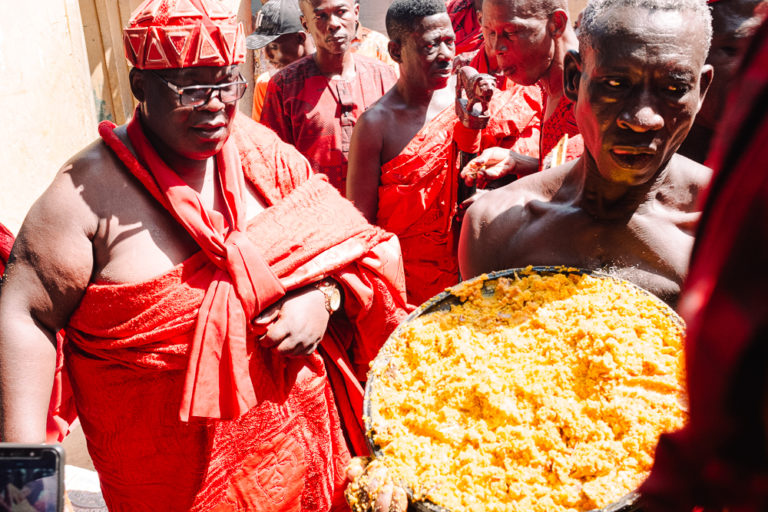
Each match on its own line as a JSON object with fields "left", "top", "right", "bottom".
{"left": 447, "top": 0, "right": 482, "bottom": 57}
{"left": 63, "top": 113, "right": 408, "bottom": 511}
{"left": 260, "top": 54, "right": 397, "bottom": 195}
{"left": 640, "top": 19, "right": 768, "bottom": 512}
{"left": 376, "top": 85, "right": 542, "bottom": 305}
{"left": 540, "top": 92, "right": 584, "bottom": 170}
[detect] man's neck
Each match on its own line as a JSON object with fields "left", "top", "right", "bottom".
{"left": 314, "top": 49, "right": 355, "bottom": 79}
{"left": 574, "top": 156, "right": 669, "bottom": 221}
{"left": 395, "top": 80, "right": 436, "bottom": 109}
{"left": 139, "top": 113, "right": 211, "bottom": 182}
{"left": 540, "top": 27, "right": 579, "bottom": 105}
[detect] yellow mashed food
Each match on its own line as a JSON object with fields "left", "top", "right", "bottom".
{"left": 368, "top": 270, "right": 686, "bottom": 512}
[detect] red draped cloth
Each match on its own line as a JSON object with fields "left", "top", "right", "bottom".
{"left": 63, "top": 112, "right": 408, "bottom": 511}
{"left": 640, "top": 19, "right": 768, "bottom": 512}
{"left": 540, "top": 92, "right": 583, "bottom": 170}
{"left": 260, "top": 54, "right": 397, "bottom": 195}
{"left": 447, "top": 0, "right": 483, "bottom": 57}
{"left": 377, "top": 85, "right": 541, "bottom": 305}
{"left": 0, "top": 222, "right": 12, "bottom": 275}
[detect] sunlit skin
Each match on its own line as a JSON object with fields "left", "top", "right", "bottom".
{"left": 459, "top": 6, "right": 714, "bottom": 306}
{"left": 300, "top": 0, "right": 359, "bottom": 77}
{"left": 678, "top": 0, "right": 768, "bottom": 162}
{"left": 347, "top": 13, "right": 456, "bottom": 222}
{"left": 0, "top": 64, "right": 332, "bottom": 443}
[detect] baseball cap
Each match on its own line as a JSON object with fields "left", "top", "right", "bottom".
{"left": 246, "top": 0, "right": 304, "bottom": 50}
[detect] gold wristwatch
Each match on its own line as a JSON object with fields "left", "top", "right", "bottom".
{"left": 314, "top": 278, "right": 342, "bottom": 314}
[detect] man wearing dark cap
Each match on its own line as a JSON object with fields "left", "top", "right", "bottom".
{"left": 260, "top": 0, "right": 398, "bottom": 195}
{"left": 247, "top": 0, "right": 314, "bottom": 120}
{"left": 0, "top": 0, "right": 408, "bottom": 509}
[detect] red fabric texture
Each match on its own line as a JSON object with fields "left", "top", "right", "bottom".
{"left": 376, "top": 85, "right": 542, "bottom": 305}
{"left": 123, "top": 0, "right": 246, "bottom": 70}
{"left": 539, "top": 91, "right": 584, "bottom": 170}
{"left": 63, "top": 113, "right": 408, "bottom": 511}
{"left": 260, "top": 54, "right": 397, "bottom": 195}
{"left": 0, "top": 222, "right": 12, "bottom": 276}
{"left": 447, "top": 0, "right": 483, "bottom": 56}
{"left": 640, "top": 19, "right": 768, "bottom": 512}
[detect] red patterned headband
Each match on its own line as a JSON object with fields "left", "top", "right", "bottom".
{"left": 124, "top": 0, "right": 246, "bottom": 70}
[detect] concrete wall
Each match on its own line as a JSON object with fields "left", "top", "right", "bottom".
{"left": 0, "top": 0, "right": 98, "bottom": 234}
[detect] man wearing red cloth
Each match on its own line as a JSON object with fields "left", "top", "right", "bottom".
{"left": 0, "top": 0, "right": 408, "bottom": 511}
{"left": 459, "top": 0, "right": 714, "bottom": 306}
{"left": 678, "top": 0, "right": 768, "bottom": 163}
{"left": 639, "top": 16, "right": 768, "bottom": 512}
{"left": 346, "top": 0, "right": 541, "bottom": 306}
{"left": 461, "top": 0, "right": 584, "bottom": 183}
{"left": 259, "top": 0, "right": 397, "bottom": 195}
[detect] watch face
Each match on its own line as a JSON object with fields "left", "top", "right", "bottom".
{"left": 328, "top": 287, "right": 342, "bottom": 312}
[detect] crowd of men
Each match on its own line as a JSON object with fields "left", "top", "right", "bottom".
{"left": 0, "top": 0, "right": 767, "bottom": 510}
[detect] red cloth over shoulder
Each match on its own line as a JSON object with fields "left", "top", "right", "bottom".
{"left": 540, "top": 91, "right": 583, "bottom": 170}
{"left": 59, "top": 113, "right": 408, "bottom": 511}
{"left": 447, "top": 0, "right": 483, "bottom": 56}
{"left": 377, "top": 84, "right": 541, "bottom": 305}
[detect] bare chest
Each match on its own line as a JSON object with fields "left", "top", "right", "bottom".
{"left": 498, "top": 205, "right": 697, "bottom": 303}
{"left": 91, "top": 175, "right": 267, "bottom": 284}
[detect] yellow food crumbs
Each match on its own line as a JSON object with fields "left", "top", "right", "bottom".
{"left": 369, "top": 271, "right": 686, "bottom": 512}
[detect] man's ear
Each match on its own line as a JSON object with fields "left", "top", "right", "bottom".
{"left": 697, "top": 63, "right": 714, "bottom": 110}
{"left": 129, "top": 67, "right": 145, "bottom": 102}
{"left": 388, "top": 40, "right": 403, "bottom": 63}
{"left": 563, "top": 49, "right": 582, "bottom": 103}
{"left": 300, "top": 14, "right": 308, "bottom": 32}
{"left": 548, "top": 9, "right": 569, "bottom": 39}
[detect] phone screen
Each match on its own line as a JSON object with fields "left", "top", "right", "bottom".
{"left": 0, "top": 447, "right": 61, "bottom": 512}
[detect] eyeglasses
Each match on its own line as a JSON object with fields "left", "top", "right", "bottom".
{"left": 150, "top": 71, "right": 248, "bottom": 107}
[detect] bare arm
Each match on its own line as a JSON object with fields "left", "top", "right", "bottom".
{"left": 0, "top": 164, "right": 96, "bottom": 442}
{"left": 347, "top": 110, "right": 386, "bottom": 224}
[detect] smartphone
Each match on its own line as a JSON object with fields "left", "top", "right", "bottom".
{"left": 0, "top": 444, "right": 64, "bottom": 512}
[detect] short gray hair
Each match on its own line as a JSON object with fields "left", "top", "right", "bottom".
{"left": 578, "top": 0, "right": 712, "bottom": 53}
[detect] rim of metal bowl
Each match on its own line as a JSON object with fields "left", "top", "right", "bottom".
{"left": 363, "top": 266, "right": 682, "bottom": 512}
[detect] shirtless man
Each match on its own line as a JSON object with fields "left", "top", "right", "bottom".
{"left": 0, "top": 0, "right": 407, "bottom": 509}
{"left": 458, "top": 0, "right": 714, "bottom": 306}
{"left": 347, "top": 0, "right": 541, "bottom": 305}
{"left": 678, "top": 0, "right": 768, "bottom": 162}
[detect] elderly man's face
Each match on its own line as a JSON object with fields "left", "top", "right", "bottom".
{"left": 697, "top": 0, "right": 767, "bottom": 128}
{"left": 300, "top": 0, "right": 358, "bottom": 56}
{"left": 481, "top": 0, "right": 555, "bottom": 86}
{"left": 137, "top": 65, "right": 240, "bottom": 160}
{"left": 570, "top": 7, "right": 711, "bottom": 186}
{"left": 397, "top": 13, "right": 456, "bottom": 91}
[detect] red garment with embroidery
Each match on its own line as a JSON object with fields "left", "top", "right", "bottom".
{"left": 260, "top": 54, "right": 397, "bottom": 195}
{"left": 377, "top": 85, "right": 542, "bottom": 305}
{"left": 540, "top": 92, "right": 583, "bottom": 170}
{"left": 447, "top": 0, "right": 482, "bottom": 56}
{"left": 640, "top": 19, "right": 768, "bottom": 512}
{"left": 64, "top": 113, "right": 408, "bottom": 511}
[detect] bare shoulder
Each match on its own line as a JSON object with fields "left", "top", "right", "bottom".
{"left": 661, "top": 154, "right": 713, "bottom": 211}
{"left": 460, "top": 165, "right": 568, "bottom": 277}
{"left": 356, "top": 89, "right": 399, "bottom": 134}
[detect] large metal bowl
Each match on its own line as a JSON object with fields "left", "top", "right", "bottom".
{"left": 363, "top": 266, "right": 683, "bottom": 512}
